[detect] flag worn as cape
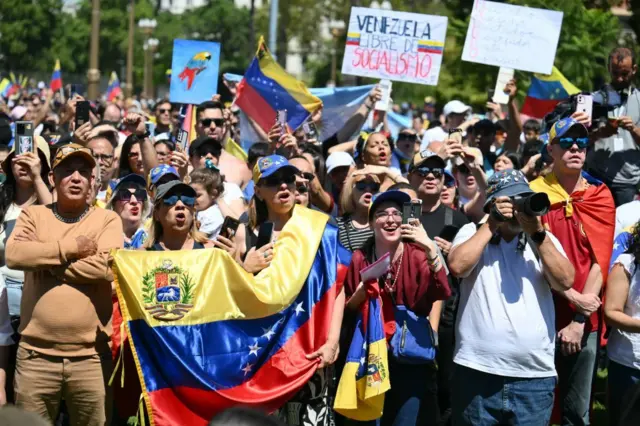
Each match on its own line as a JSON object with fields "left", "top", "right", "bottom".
{"left": 235, "top": 36, "right": 322, "bottom": 133}
{"left": 530, "top": 171, "right": 615, "bottom": 284}
{"left": 50, "top": 59, "right": 62, "bottom": 92}
{"left": 334, "top": 279, "right": 390, "bottom": 421}
{"left": 113, "top": 206, "right": 350, "bottom": 426}
{"left": 521, "top": 66, "right": 580, "bottom": 119}
{"left": 610, "top": 225, "right": 635, "bottom": 271}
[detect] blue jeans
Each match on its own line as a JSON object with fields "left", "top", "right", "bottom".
{"left": 555, "top": 331, "right": 598, "bottom": 426}
{"left": 451, "top": 364, "right": 556, "bottom": 425}
{"left": 608, "top": 360, "right": 640, "bottom": 426}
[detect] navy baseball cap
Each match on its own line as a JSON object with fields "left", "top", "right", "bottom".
{"left": 252, "top": 155, "right": 298, "bottom": 184}
{"left": 368, "top": 190, "right": 411, "bottom": 221}
{"left": 483, "top": 169, "right": 533, "bottom": 212}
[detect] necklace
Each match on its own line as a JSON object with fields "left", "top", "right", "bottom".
{"left": 384, "top": 245, "right": 404, "bottom": 294}
{"left": 52, "top": 203, "right": 90, "bottom": 224}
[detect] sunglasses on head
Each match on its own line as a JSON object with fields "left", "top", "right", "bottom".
{"left": 163, "top": 194, "right": 196, "bottom": 207}
{"left": 262, "top": 172, "right": 296, "bottom": 187}
{"left": 554, "top": 137, "right": 589, "bottom": 150}
{"left": 116, "top": 188, "right": 147, "bottom": 202}
{"left": 200, "top": 118, "right": 225, "bottom": 128}
{"left": 415, "top": 166, "right": 444, "bottom": 179}
{"left": 354, "top": 181, "right": 380, "bottom": 192}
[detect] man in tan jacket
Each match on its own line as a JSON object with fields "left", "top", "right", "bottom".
{"left": 6, "top": 143, "right": 123, "bottom": 426}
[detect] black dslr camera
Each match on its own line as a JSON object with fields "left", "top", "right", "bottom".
{"left": 492, "top": 193, "right": 551, "bottom": 222}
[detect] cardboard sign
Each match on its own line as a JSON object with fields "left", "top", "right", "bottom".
{"left": 492, "top": 67, "right": 514, "bottom": 104}
{"left": 462, "top": 0, "right": 563, "bottom": 74}
{"left": 169, "top": 39, "right": 221, "bottom": 104}
{"left": 341, "top": 7, "right": 448, "bottom": 86}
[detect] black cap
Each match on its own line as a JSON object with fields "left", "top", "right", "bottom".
{"left": 154, "top": 180, "right": 196, "bottom": 203}
{"left": 188, "top": 136, "right": 222, "bottom": 158}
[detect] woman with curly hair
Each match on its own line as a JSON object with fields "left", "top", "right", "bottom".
{"left": 605, "top": 220, "right": 640, "bottom": 426}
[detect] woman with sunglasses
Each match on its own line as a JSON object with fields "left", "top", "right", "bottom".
{"left": 105, "top": 174, "right": 150, "bottom": 249}
{"left": 440, "top": 170, "right": 459, "bottom": 209}
{"left": 343, "top": 190, "right": 450, "bottom": 426}
{"left": 239, "top": 155, "right": 345, "bottom": 426}
{"left": 336, "top": 174, "right": 380, "bottom": 252}
{"left": 144, "top": 181, "right": 235, "bottom": 256}
{"left": 451, "top": 147, "right": 488, "bottom": 222}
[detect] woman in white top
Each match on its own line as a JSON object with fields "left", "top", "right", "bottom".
{"left": 605, "top": 220, "right": 640, "bottom": 426}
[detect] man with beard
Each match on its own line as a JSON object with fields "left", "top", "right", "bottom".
{"left": 448, "top": 169, "right": 574, "bottom": 425}
{"left": 196, "top": 101, "right": 251, "bottom": 189}
{"left": 531, "top": 117, "right": 615, "bottom": 425}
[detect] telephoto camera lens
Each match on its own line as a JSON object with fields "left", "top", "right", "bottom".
{"left": 512, "top": 193, "right": 550, "bottom": 217}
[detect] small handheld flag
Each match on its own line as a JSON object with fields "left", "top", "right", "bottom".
{"left": 107, "top": 72, "right": 123, "bottom": 102}
{"left": 521, "top": 66, "right": 580, "bottom": 119}
{"left": 50, "top": 59, "right": 63, "bottom": 92}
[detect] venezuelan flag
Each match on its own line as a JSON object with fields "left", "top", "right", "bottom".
{"left": 50, "top": 59, "right": 62, "bottom": 92}
{"left": 334, "top": 280, "right": 390, "bottom": 421}
{"left": 417, "top": 40, "right": 444, "bottom": 55}
{"left": 346, "top": 33, "right": 361, "bottom": 46}
{"left": 521, "top": 66, "right": 580, "bottom": 118}
{"left": 107, "top": 71, "right": 123, "bottom": 102}
{"left": 235, "top": 37, "right": 322, "bottom": 133}
{"left": 113, "top": 207, "right": 349, "bottom": 426}
{"left": 610, "top": 225, "right": 634, "bottom": 270}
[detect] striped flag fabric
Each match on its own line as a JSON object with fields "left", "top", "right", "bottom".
{"left": 50, "top": 59, "right": 63, "bottom": 92}
{"left": 521, "top": 66, "right": 580, "bottom": 119}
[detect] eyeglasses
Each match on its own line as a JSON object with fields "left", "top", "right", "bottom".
{"left": 92, "top": 153, "right": 114, "bottom": 164}
{"left": 554, "top": 137, "right": 589, "bottom": 150}
{"left": 298, "top": 172, "right": 315, "bottom": 181}
{"left": 157, "top": 108, "right": 171, "bottom": 114}
{"left": 195, "top": 145, "right": 219, "bottom": 158}
{"left": 116, "top": 188, "right": 147, "bottom": 202}
{"left": 262, "top": 172, "right": 296, "bottom": 187}
{"left": 374, "top": 210, "right": 402, "bottom": 221}
{"left": 163, "top": 194, "right": 196, "bottom": 207}
{"left": 355, "top": 181, "right": 380, "bottom": 192}
{"left": 414, "top": 167, "right": 444, "bottom": 179}
{"left": 200, "top": 118, "right": 225, "bottom": 128}
{"left": 296, "top": 184, "right": 309, "bottom": 194}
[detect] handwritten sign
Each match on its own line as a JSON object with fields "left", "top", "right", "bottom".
{"left": 461, "top": 0, "right": 563, "bottom": 74}
{"left": 341, "top": 7, "right": 448, "bottom": 85}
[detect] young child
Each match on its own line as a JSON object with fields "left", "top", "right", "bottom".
{"left": 190, "top": 165, "right": 239, "bottom": 238}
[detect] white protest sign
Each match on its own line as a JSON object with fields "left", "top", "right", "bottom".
{"left": 341, "top": 7, "right": 448, "bottom": 85}
{"left": 492, "top": 67, "right": 514, "bottom": 104}
{"left": 461, "top": 0, "right": 563, "bottom": 74}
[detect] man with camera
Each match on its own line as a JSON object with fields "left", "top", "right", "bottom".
{"left": 530, "top": 117, "right": 615, "bottom": 425}
{"left": 587, "top": 47, "right": 640, "bottom": 206}
{"left": 448, "top": 169, "right": 574, "bottom": 425}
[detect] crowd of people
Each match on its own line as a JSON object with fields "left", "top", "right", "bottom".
{"left": 0, "top": 45, "right": 639, "bottom": 426}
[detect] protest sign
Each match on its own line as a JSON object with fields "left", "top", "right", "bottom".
{"left": 169, "top": 39, "right": 221, "bottom": 104}
{"left": 462, "top": 0, "right": 563, "bottom": 74}
{"left": 341, "top": 7, "right": 448, "bottom": 86}
{"left": 492, "top": 67, "right": 514, "bottom": 104}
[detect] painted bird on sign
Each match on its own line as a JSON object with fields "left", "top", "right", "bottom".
{"left": 178, "top": 51, "right": 212, "bottom": 90}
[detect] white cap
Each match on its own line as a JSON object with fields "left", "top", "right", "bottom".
{"left": 37, "top": 81, "right": 46, "bottom": 90}
{"left": 326, "top": 152, "right": 355, "bottom": 174}
{"left": 443, "top": 100, "right": 470, "bottom": 117}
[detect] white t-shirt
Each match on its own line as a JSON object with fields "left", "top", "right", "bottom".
{"left": 615, "top": 200, "right": 640, "bottom": 237}
{"left": 420, "top": 126, "right": 448, "bottom": 151}
{"left": 608, "top": 254, "right": 640, "bottom": 370}
{"left": 196, "top": 182, "right": 244, "bottom": 238}
{"left": 452, "top": 223, "right": 566, "bottom": 378}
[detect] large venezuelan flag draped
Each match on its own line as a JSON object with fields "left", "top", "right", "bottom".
{"left": 113, "top": 207, "right": 350, "bottom": 426}
{"left": 610, "top": 226, "right": 634, "bottom": 270}
{"left": 50, "top": 59, "right": 63, "bottom": 93}
{"left": 334, "top": 280, "right": 390, "bottom": 421}
{"left": 235, "top": 37, "right": 322, "bottom": 133}
{"left": 521, "top": 66, "right": 580, "bottom": 119}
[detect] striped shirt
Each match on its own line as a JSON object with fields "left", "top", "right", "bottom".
{"left": 336, "top": 215, "right": 373, "bottom": 252}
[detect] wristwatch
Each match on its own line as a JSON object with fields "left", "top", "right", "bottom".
{"left": 573, "top": 313, "right": 587, "bottom": 324}
{"left": 530, "top": 229, "right": 547, "bottom": 245}
{"left": 134, "top": 130, "right": 151, "bottom": 141}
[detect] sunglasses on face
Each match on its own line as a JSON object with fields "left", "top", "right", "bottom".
{"left": 414, "top": 167, "right": 444, "bottom": 179}
{"left": 554, "top": 137, "right": 589, "bottom": 150}
{"left": 195, "top": 145, "right": 219, "bottom": 158}
{"left": 163, "top": 194, "right": 196, "bottom": 207}
{"left": 456, "top": 164, "right": 470, "bottom": 175}
{"left": 262, "top": 172, "right": 296, "bottom": 187}
{"left": 354, "top": 181, "right": 380, "bottom": 192}
{"left": 299, "top": 172, "right": 315, "bottom": 182}
{"left": 158, "top": 108, "right": 171, "bottom": 114}
{"left": 200, "top": 118, "right": 225, "bottom": 128}
{"left": 296, "top": 184, "right": 309, "bottom": 194}
{"left": 116, "top": 188, "right": 147, "bottom": 202}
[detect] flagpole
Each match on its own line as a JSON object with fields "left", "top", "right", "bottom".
{"left": 268, "top": 0, "right": 278, "bottom": 58}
